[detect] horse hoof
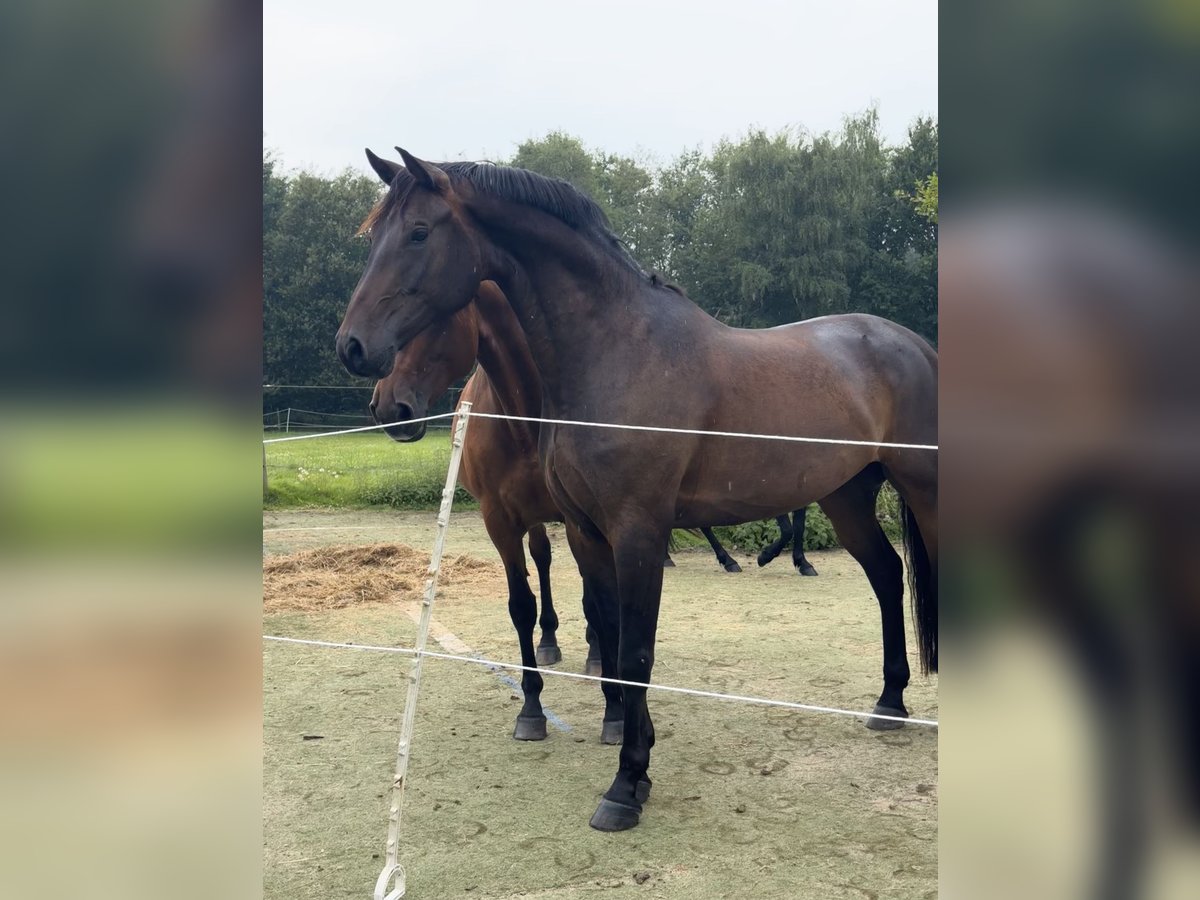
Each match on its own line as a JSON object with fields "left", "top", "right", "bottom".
{"left": 723, "top": 561, "right": 743, "bottom": 573}
{"left": 865, "top": 705, "right": 909, "bottom": 731}
{"left": 663, "top": 557, "right": 676, "bottom": 568}
{"left": 755, "top": 553, "right": 771, "bottom": 567}
{"left": 535, "top": 645, "right": 562, "bottom": 666}
{"left": 600, "top": 720, "right": 624, "bottom": 745}
{"left": 589, "top": 798, "right": 641, "bottom": 832}
{"left": 514, "top": 715, "right": 548, "bottom": 741}
{"left": 797, "top": 563, "right": 818, "bottom": 576}
{"left": 584, "top": 658, "right": 603, "bottom": 678}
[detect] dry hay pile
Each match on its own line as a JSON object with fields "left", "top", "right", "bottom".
{"left": 263, "top": 543, "right": 501, "bottom": 613}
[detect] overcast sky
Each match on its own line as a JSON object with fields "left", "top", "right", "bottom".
{"left": 264, "top": 0, "right": 937, "bottom": 176}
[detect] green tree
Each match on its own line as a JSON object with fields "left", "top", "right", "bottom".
{"left": 853, "top": 118, "right": 938, "bottom": 340}
{"left": 666, "top": 111, "right": 888, "bottom": 327}
{"left": 263, "top": 162, "right": 382, "bottom": 413}
{"left": 914, "top": 172, "right": 938, "bottom": 223}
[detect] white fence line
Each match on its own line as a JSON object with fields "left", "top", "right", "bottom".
{"left": 262, "top": 634, "right": 938, "bottom": 728}
{"left": 263, "top": 409, "right": 938, "bottom": 451}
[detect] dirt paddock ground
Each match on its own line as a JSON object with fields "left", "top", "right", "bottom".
{"left": 264, "top": 508, "right": 938, "bottom": 899}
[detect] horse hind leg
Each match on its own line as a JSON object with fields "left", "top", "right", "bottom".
{"left": 818, "top": 467, "right": 911, "bottom": 729}
{"left": 791, "top": 507, "right": 819, "bottom": 576}
{"left": 702, "top": 527, "right": 742, "bottom": 572}
{"left": 756, "top": 514, "right": 794, "bottom": 567}
{"left": 527, "top": 524, "right": 561, "bottom": 666}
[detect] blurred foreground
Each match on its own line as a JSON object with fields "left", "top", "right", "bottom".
{"left": 0, "top": 1, "right": 262, "bottom": 897}
{"left": 941, "top": 2, "right": 1200, "bottom": 895}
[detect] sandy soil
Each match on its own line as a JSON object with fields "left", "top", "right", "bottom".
{"left": 264, "top": 508, "right": 938, "bottom": 899}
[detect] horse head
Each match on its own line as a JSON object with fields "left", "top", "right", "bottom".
{"left": 336, "top": 149, "right": 483, "bottom": 379}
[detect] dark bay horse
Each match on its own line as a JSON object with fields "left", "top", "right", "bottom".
{"left": 372, "top": 281, "right": 742, "bottom": 740}
{"left": 756, "top": 507, "right": 819, "bottom": 575}
{"left": 337, "top": 152, "right": 937, "bottom": 832}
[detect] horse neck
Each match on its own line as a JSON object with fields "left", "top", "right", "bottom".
{"left": 468, "top": 195, "right": 646, "bottom": 411}
{"left": 472, "top": 285, "right": 542, "bottom": 422}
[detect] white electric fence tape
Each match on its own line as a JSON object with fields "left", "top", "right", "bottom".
{"left": 264, "top": 409, "right": 937, "bottom": 451}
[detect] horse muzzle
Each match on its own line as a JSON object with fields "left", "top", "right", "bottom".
{"left": 371, "top": 398, "right": 428, "bottom": 443}
{"left": 336, "top": 329, "right": 395, "bottom": 379}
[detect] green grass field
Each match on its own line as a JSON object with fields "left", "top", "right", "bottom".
{"left": 263, "top": 430, "right": 475, "bottom": 509}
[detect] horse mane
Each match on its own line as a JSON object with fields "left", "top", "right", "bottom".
{"left": 359, "top": 161, "right": 647, "bottom": 276}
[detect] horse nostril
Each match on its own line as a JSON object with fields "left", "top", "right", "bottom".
{"left": 345, "top": 336, "right": 365, "bottom": 369}
{"left": 395, "top": 403, "right": 414, "bottom": 422}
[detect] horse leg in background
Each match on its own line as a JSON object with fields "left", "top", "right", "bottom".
{"left": 590, "top": 524, "right": 667, "bottom": 831}
{"left": 702, "top": 527, "right": 742, "bottom": 573}
{"left": 756, "top": 514, "right": 794, "bottom": 567}
{"left": 482, "top": 510, "right": 548, "bottom": 741}
{"left": 791, "top": 507, "right": 819, "bottom": 576}
{"left": 818, "top": 466, "right": 912, "bottom": 729}
{"left": 565, "top": 521, "right": 624, "bottom": 744}
{"left": 662, "top": 532, "right": 676, "bottom": 568}
{"left": 527, "top": 524, "right": 561, "bottom": 666}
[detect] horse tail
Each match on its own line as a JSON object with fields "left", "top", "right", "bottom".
{"left": 899, "top": 497, "right": 937, "bottom": 675}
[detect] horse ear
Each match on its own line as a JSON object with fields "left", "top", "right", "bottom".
{"left": 396, "top": 148, "right": 450, "bottom": 193}
{"left": 365, "top": 148, "right": 400, "bottom": 186}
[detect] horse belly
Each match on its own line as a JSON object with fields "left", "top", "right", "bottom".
{"left": 673, "top": 444, "right": 872, "bottom": 527}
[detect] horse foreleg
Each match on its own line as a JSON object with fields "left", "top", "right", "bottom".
{"left": 483, "top": 512, "right": 546, "bottom": 741}
{"left": 527, "top": 524, "right": 561, "bottom": 666}
{"left": 757, "top": 514, "right": 794, "bottom": 567}
{"left": 791, "top": 506, "right": 819, "bottom": 575}
{"left": 702, "top": 527, "right": 742, "bottom": 572}
{"left": 589, "top": 526, "right": 666, "bottom": 832}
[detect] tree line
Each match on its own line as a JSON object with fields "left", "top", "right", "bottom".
{"left": 264, "top": 110, "right": 936, "bottom": 416}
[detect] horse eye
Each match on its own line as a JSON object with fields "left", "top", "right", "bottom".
{"left": 410, "top": 227, "right": 429, "bottom": 244}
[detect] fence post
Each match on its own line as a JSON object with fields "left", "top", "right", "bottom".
{"left": 374, "top": 401, "right": 472, "bottom": 900}
{"left": 285, "top": 408, "right": 291, "bottom": 434}
{"left": 262, "top": 442, "right": 268, "bottom": 500}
